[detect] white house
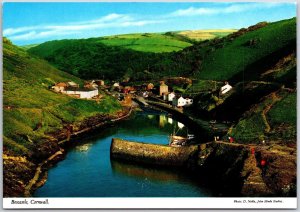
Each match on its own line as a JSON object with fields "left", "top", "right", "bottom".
{"left": 168, "top": 92, "right": 176, "bottom": 102}
{"left": 178, "top": 122, "right": 184, "bottom": 129}
{"left": 177, "top": 97, "right": 187, "bottom": 107}
{"left": 113, "top": 82, "right": 120, "bottom": 87}
{"left": 220, "top": 82, "right": 232, "bottom": 95}
{"left": 63, "top": 87, "right": 98, "bottom": 99}
{"left": 162, "top": 92, "right": 169, "bottom": 101}
{"left": 185, "top": 98, "right": 193, "bottom": 105}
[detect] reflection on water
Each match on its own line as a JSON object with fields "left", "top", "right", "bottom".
{"left": 111, "top": 160, "right": 182, "bottom": 182}
{"left": 159, "top": 115, "right": 167, "bottom": 128}
{"left": 34, "top": 111, "right": 210, "bottom": 197}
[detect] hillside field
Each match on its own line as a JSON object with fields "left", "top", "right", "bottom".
{"left": 177, "top": 29, "right": 237, "bottom": 41}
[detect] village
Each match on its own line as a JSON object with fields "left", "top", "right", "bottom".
{"left": 51, "top": 77, "right": 235, "bottom": 147}
{"left": 51, "top": 78, "right": 233, "bottom": 109}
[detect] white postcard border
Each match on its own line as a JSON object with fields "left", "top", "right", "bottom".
{"left": 3, "top": 197, "right": 297, "bottom": 209}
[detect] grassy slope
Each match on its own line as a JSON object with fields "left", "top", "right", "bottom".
{"left": 228, "top": 90, "right": 296, "bottom": 143}
{"left": 28, "top": 33, "right": 193, "bottom": 56}
{"left": 3, "top": 38, "right": 121, "bottom": 156}
{"left": 195, "top": 18, "right": 296, "bottom": 80}
{"left": 20, "top": 44, "right": 39, "bottom": 50}
{"left": 98, "top": 33, "right": 193, "bottom": 53}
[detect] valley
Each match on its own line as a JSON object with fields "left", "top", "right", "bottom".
{"left": 3, "top": 17, "right": 297, "bottom": 198}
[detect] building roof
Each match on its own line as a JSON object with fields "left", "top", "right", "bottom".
{"left": 55, "top": 82, "right": 68, "bottom": 87}
{"left": 67, "top": 81, "right": 78, "bottom": 86}
{"left": 65, "top": 87, "right": 97, "bottom": 92}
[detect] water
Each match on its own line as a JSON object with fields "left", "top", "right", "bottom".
{"left": 34, "top": 111, "right": 213, "bottom": 197}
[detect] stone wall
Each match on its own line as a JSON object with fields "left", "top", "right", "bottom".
{"left": 110, "top": 138, "right": 198, "bottom": 167}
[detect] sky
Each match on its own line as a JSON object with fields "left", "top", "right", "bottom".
{"left": 3, "top": 2, "right": 296, "bottom": 45}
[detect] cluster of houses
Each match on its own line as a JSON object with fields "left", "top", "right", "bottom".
{"left": 112, "top": 82, "right": 155, "bottom": 94}
{"left": 51, "top": 80, "right": 105, "bottom": 99}
{"left": 158, "top": 81, "right": 194, "bottom": 108}
{"left": 159, "top": 81, "right": 233, "bottom": 108}
{"left": 53, "top": 76, "right": 233, "bottom": 106}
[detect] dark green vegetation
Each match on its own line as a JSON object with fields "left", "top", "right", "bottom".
{"left": 29, "top": 18, "right": 296, "bottom": 83}
{"left": 3, "top": 37, "right": 121, "bottom": 197}
{"left": 29, "top": 39, "right": 166, "bottom": 80}
{"left": 229, "top": 90, "right": 296, "bottom": 143}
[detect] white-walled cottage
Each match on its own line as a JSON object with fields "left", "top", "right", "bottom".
{"left": 63, "top": 87, "right": 98, "bottom": 99}
{"left": 177, "top": 97, "right": 187, "bottom": 107}
{"left": 168, "top": 92, "right": 176, "bottom": 102}
{"left": 220, "top": 82, "right": 232, "bottom": 95}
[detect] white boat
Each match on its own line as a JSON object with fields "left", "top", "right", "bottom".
{"left": 76, "top": 144, "right": 90, "bottom": 152}
{"left": 169, "top": 133, "right": 194, "bottom": 147}
{"left": 169, "top": 124, "right": 194, "bottom": 147}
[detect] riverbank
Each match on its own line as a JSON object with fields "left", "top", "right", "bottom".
{"left": 3, "top": 105, "right": 134, "bottom": 197}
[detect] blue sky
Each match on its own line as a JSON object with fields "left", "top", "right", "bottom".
{"left": 3, "top": 2, "right": 296, "bottom": 45}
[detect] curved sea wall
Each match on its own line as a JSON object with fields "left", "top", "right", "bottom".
{"left": 110, "top": 138, "right": 198, "bottom": 167}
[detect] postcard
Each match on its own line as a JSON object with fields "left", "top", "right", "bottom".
{"left": 2, "top": 1, "right": 297, "bottom": 209}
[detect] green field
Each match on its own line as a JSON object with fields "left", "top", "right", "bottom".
{"left": 3, "top": 37, "right": 121, "bottom": 155}
{"left": 97, "top": 33, "right": 193, "bottom": 53}
{"left": 177, "top": 29, "right": 237, "bottom": 41}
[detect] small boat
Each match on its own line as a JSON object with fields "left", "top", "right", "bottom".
{"left": 209, "top": 120, "right": 217, "bottom": 124}
{"left": 187, "top": 134, "right": 195, "bottom": 139}
{"left": 76, "top": 144, "right": 89, "bottom": 152}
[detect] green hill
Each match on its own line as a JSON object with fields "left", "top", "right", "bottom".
{"left": 4, "top": 38, "right": 121, "bottom": 156}
{"left": 3, "top": 37, "right": 121, "bottom": 197}
{"left": 194, "top": 18, "right": 296, "bottom": 81}
{"left": 28, "top": 32, "right": 193, "bottom": 57}
{"left": 28, "top": 39, "right": 169, "bottom": 80}
{"left": 97, "top": 33, "right": 193, "bottom": 53}
{"left": 19, "top": 43, "right": 39, "bottom": 50}
{"left": 28, "top": 18, "right": 296, "bottom": 83}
